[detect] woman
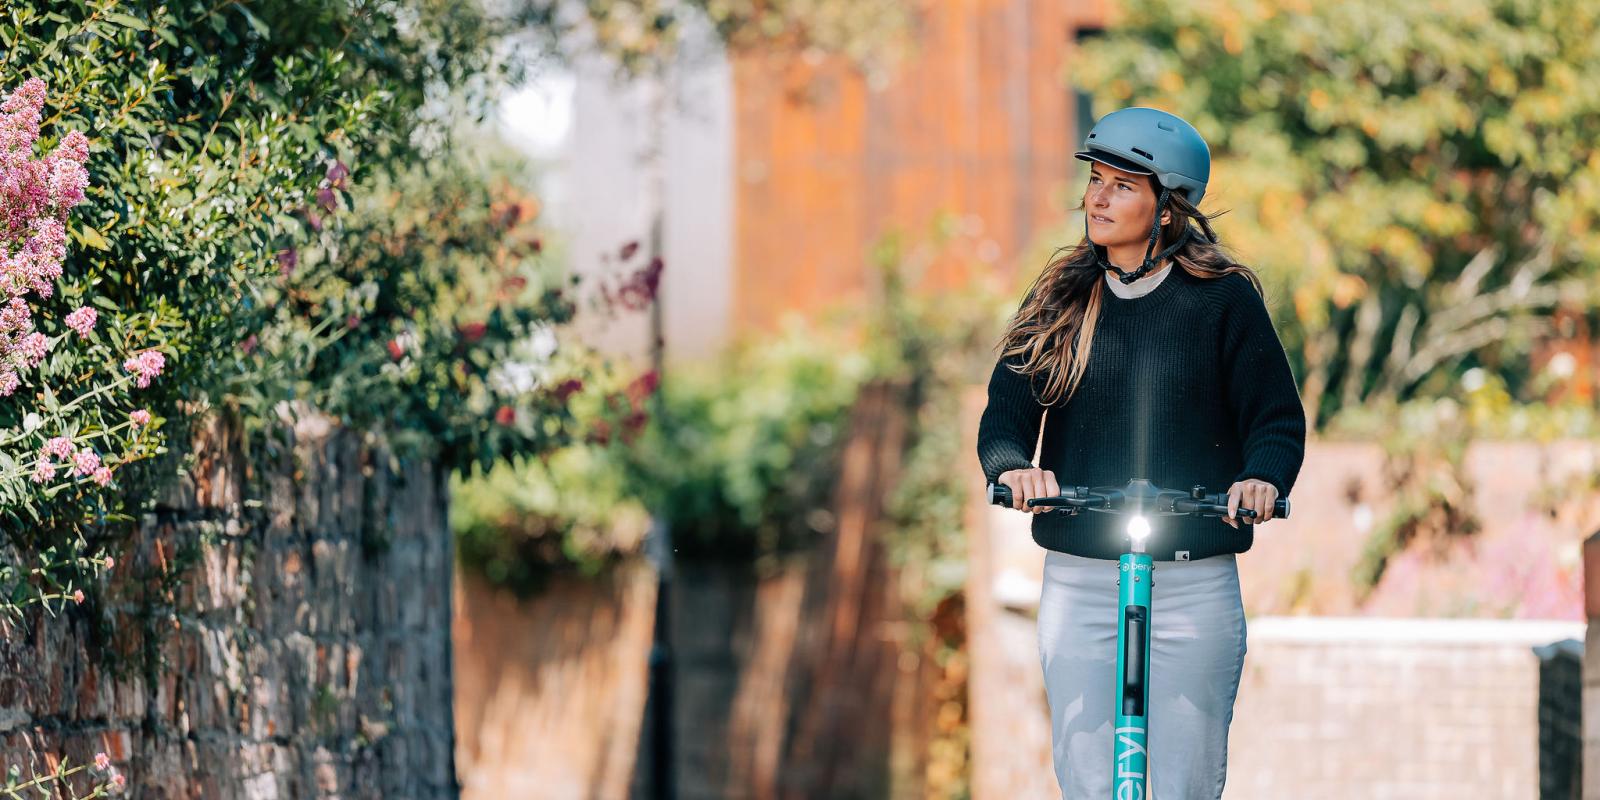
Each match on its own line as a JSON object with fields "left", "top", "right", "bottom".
{"left": 975, "top": 107, "right": 1307, "bottom": 799}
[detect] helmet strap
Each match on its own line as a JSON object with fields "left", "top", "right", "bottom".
{"left": 1086, "top": 186, "right": 1190, "bottom": 284}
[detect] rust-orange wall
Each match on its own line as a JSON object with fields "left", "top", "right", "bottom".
{"left": 730, "top": 0, "right": 1111, "bottom": 334}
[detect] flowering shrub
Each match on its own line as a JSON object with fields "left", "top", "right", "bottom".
{"left": 0, "top": 78, "right": 148, "bottom": 604}
{"left": 1, "top": 751, "right": 124, "bottom": 797}
{"left": 0, "top": 2, "right": 569, "bottom": 614}
{"left": 240, "top": 151, "right": 585, "bottom": 475}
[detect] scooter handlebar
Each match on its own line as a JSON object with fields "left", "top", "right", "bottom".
{"left": 987, "top": 481, "right": 1290, "bottom": 521}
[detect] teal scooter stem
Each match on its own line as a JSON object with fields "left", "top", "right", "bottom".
{"left": 987, "top": 478, "right": 1289, "bottom": 798}
{"left": 1115, "top": 521, "right": 1153, "bottom": 797}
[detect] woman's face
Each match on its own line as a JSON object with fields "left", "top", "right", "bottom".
{"left": 1084, "top": 164, "right": 1170, "bottom": 247}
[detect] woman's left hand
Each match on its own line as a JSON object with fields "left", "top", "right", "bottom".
{"left": 1224, "top": 479, "right": 1278, "bottom": 528}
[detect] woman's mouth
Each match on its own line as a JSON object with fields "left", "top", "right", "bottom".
{"left": 1090, "top": 214, "right": 1114, "bottom": 224}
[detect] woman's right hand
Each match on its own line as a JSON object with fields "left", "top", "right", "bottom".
{"left": 997, "top": 467, "right": 1060, "bottom": 513}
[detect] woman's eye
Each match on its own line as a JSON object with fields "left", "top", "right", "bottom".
{"left": 1118, "top": 183, "right": 1132, "bottom": 191}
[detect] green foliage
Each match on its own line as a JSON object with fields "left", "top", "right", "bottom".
{"left": 244, "top": 143, "right": 582, "bottom": 474}
{"left": 1076, "top": 0, "right": 1600, "bottom": 428}
{"left": 453, "top": 431, "right": 652, "bottom": 595}
{"left": 865, "top": 227, "right": 1012, "bottom": 617}
{"left": 1, "top": 0, "right": 516, "bottom": 527}
{"left": 622, "top": 320, "right": 871, "bottom": 560}
{"left": 1331, "top": 365, "right": 1597, "bottom": 594}
{"left": 1, "top": 2, "right": 580, "bottom": 623}
{"left": 517, "top": 0, "right": 914, "bottom": 76}
{"left": 452, "top": 317, "right": 871, "bottom": 580}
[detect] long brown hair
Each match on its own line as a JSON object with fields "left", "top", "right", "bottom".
{"left": 998, "top": 179, "right": 1264, "bottom": 406}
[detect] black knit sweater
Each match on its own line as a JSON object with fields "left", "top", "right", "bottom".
{"left": 976, "top": 268, "right": 1307, "bottom": 562}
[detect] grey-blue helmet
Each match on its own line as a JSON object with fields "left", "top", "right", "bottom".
{"left": 1074, "top": 107, "right": 1214, "bottom": 283}
{"left": 1075, "top": 107, "right": 1211, "bottom": 205}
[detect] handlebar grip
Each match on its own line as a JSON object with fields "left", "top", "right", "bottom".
{"left": 1275, "top": 497, "right": 1291, "bottom": 520}
{"left": 989, "top": 483, "right": 1012, "bottom": 506}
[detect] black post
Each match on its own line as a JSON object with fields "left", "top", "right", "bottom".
{"left": 645, "top": 79, "right": 674, "bottom": 798}
{"left": 647, "top": 516, "right": 675, "bottom": 799}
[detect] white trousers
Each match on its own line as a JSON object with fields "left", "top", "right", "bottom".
{"left": 1036, "top": 550, "right": 1247, "bottom": 800}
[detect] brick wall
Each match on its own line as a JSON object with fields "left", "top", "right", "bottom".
{"left": 730, "top": 0, "right": 1094, "bottom": 337}
{"left": 1227, "top": 617, "right": 1579, "bottom": 800}
{"left": 0, "top": 415, "right": 456, "bottom": 798}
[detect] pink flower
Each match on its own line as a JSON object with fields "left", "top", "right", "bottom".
{"left": 0, "top": 370, "right": 18, "bottom": 397}
{"left": 240, "top": 333, "right": 258, "bottom": 355}
{"left": 110, "top": 772, "right": 125, "bottom": 792}
{"left": 103, "top": 556, "right": 114, "bottom": 570}
{"left": 72, "top": 448, "right": 100, "bottom": 476}
{"left": 17, "top": 331, "right": 49, "bottom": 366}
{"left": 316, "top": 186, "right": 339, "bottom": 213}
{"left": 44, "top": 436, "right": 73, "bottom": 459}
{"left": 122, "top": 349, "right": 165, "bottom": 388}
{"left": 65, "top": 306, "right": 97, "bottom": 338}
{"left": 0, "top": 297, "right": 30, "bottom": 332}
{"left": 130, "top": 409, "right": 151, "bottom": 427}
{"left": 56, "top": 130, "right": 90, "bottom": 163}
{"left": 92, "top": 466, "right": 112, "bottom": 486}
{"left": 94, "top": 752, "right": 111, "bottom": 771}
{"left": 72, "top": 589, "right": 84, "bottom": 604}
{"left": 31, "top": 460, "right": 55, "bottom": 483}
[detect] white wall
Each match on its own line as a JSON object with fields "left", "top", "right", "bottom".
{"left": 497, "top": 16, "right": 734, "bottom": 368}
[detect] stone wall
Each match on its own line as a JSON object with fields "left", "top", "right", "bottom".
{"left": 0, "top": 416, "right": 456, "bottom": 798}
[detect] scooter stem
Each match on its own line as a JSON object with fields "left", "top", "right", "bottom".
{"left": 1114, "top": 550, "right": 1153, "bottom": 797}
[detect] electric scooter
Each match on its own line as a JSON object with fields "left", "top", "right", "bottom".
{"left": 986, "top": 478, "right": 1290, "bottom": 799}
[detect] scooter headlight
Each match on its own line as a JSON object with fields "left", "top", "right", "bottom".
{"left": 1126, "top": 515, "right": 1151, "bottom": 542}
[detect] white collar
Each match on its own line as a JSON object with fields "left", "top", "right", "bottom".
{"left": 1104, "top": 263, "right": 1173, "bottom": 299}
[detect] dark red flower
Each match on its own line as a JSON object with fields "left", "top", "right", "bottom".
{"left": 276, "top": 248, "right": 298, "bottom": 277}
{"left": 241, "top": 334, "right": 258, "bottom": 355}
{"left": 386, "top": 339, "right": 404, "bottom": 361}
{"left": 346, "top": 314, "right": 361, "bottom": 329}
{"left": 325, "top": 159, "right": 350, "bottom": 189}
{"left": 623, "top": 409, "right": 650, "bottom": 434}
{"left": 626, "top": 370, "right": 660, "bottom": 405}
{"left": 554, "top": 378, "right": 584, "bottom": 402}
{"left": 316, "top": 186, "right": 339, "bottom": 213}
{"left": 458, "top": 322, "right": 488, "bottom": 343}
{"left": 495, "top": 405, "right": 516, "bottom": 426}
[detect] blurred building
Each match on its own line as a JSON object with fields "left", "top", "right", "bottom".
{"left": 501, "top": 0, "right": 1114, "bottom": 364}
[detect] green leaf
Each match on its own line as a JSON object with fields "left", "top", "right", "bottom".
{"left": 235, "top": 4, "right": 270, "bottom": 39}
{"left": 103, "top": 12, "right": 147, "bottom": 31}
{"left": 77, "top": 224, "right": 110, "bottom": 251}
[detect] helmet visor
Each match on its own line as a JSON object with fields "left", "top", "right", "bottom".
{"left": 1074, "top": 149, "right": 1153, "bottom": 176}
